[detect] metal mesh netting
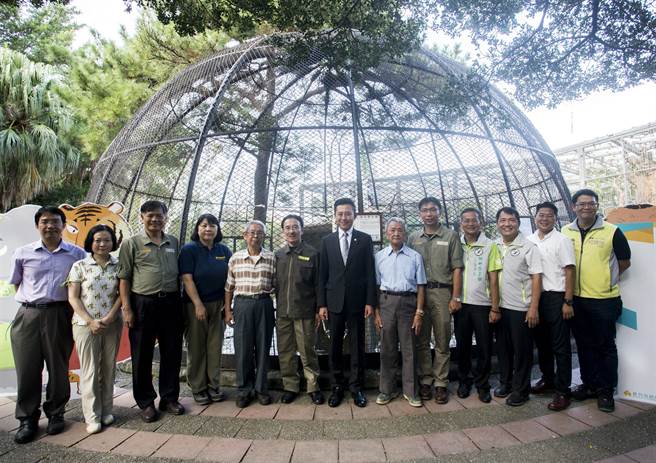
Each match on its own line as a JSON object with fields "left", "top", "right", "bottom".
{"left": 88, "top": 35, "right": 573, "bottom": 354}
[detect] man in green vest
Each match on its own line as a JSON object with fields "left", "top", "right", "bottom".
{"left": 562, "top": 189, "right": 631, "bottom": 413}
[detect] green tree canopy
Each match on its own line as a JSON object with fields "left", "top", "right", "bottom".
{"left": 65, "top": 13, "right": 232, "bottom": 158}
{"left": 0, "top": 2, "right": 78, "bottom": 65}
{"left": 130, "top": 0, "right": 656, "bottom": 108}
{"left": 0, "top": 49, "right": 79, "bottom": 211}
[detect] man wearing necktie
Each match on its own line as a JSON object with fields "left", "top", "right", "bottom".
{"left": 318, "top": 198, "right": 377, "bottom": 408}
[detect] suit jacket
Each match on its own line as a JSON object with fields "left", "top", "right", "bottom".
{"left": 318, "top": 228, "right": 377, "bottom": 314}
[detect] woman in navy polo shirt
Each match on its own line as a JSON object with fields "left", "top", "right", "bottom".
{"left": 179, "top": 214, "right": 232, "bottom": 405}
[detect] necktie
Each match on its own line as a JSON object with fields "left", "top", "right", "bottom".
{"left": 341, "top": 231, "right": 349, "bottom": 265}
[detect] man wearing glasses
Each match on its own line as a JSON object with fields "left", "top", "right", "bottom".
{"left": 224, "top": 221, "right": 276, "bottom": 408}
{"left": 407, "top": 197, "right": 464, "bottom": 404}
{"left": 562, "top": 189, "right": 631, "bottom": 413}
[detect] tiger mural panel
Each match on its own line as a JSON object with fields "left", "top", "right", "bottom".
{"left": 59, "top": 202, "right": 132, "bottom": 249}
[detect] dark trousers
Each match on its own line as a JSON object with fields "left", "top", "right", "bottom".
{"left": 571, "top": 296, "right": 621, "bottom": 395}
{"left": 233, "top": 296, "right": 275, "bottom": 396}
{"left": 379, "top": 294, "right": 418, "bottom": 398}
{"left": 129, "top": 293, "right": 183, "bottom": 409}
{"left": 11, "top": 303, "right": 73, "bottom": 421}
{"left": 532, "top": 291, "right": 572, "bottom": 394}
{"left": 329, "top": 309, "right": 365, "bottom": 392}
{"left": 454, "top": 304, "right": 492, "bottom": 391}
{"left": 497, "top": 308, "right": 533, "bottom": 397}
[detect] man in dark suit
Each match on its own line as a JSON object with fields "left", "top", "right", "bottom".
{"left": 318, "top": 198, "right": 377, "bottom": 408}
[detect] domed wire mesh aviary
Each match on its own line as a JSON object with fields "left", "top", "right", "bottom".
{"left": 88, "top": 34, "right": 573, "bottom": 354}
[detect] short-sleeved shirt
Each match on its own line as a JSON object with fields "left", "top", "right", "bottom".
{"left": 225, "top": 248, "right": 275, "bottom": 296}
{"left": 375, "top": 245, "right": 427, "bottom": 293}
{"left": 9, "top": 239, "right": 87, "bottom": 303}
{"left": 66, "top": 255, "right": 120, "bottom": 325}
{"left": 117, "top": 233, "right": 179, "bottom": 295}
{"left": 178, "top": 241, "right": 232, "bottom": 303}
{"left": 493, "top": 232, "right": 543, "bottom": 312}
{"left": 527, "top": 229, "right": 575, "bottom": 292}
{"left": 461, "top": 233, "right": 502, "bottom": 306}
{"left": 407, "top": 225, "right": 464, "bottom": 284}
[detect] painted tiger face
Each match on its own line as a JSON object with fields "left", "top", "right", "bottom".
{"left": 59, "top": 202, "right": 132, "bottom": 249}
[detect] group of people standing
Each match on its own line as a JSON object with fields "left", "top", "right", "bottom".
{"left": 7, "top": 187, "right": 630, "bottom": 445}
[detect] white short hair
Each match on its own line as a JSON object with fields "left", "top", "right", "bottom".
{"left": 385, "top": 217, "right": 406, "bottom": 231}
{"left": 243, "top": 220, "right": 266, "bottom": 234}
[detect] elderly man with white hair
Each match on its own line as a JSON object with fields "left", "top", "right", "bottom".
{"left": 374, "top": 218, "right": 427, "bottom": 407}
{"left": 224, "top": 220, "right": 276, "bottom": 408}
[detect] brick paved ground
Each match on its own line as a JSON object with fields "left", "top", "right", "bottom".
{"left": 0, "top": 384, "right": 654, "bottom": 462}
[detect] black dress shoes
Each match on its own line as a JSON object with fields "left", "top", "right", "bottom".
{"left": 352, "top": 390, "right": 367, "bottom": 408}
{"left": 328, "top": 387, "right": 344, "bottom": 408}
{"left": 46, "top": 415, "right": 65, "bottom": 435}
{"left": 14, "top": 419, "right": 37, "bottom": 444}
{"left": 281, "top": 391, "right": 298, "bottom": 404}
{"left": 141, "top": 404, "right": 160, "bottom": 423}
{"left": 159, "top": 400, "right": 185, "bottom": 415}
{"left": 530, "top": 378, "right": 555, "bottom": 395}
{"left": 457, "top": 382, "right": 472, "bottom": 399}
{"left": 310, "top": 391, "right": 325, "bottom": 405}
{"left": 494, "top": 384, "right": 511, "bottom": 398}
{"left": 478, "top": 388, "right": 492, "bottom": 403}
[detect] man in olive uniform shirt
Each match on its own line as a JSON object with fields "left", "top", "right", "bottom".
{"left": 274, "top": 214, "right": 324, "bottom": 405}
{"left": 118, "top": 200, "right": 185, "bottom": 423}
{"left": 407, "top": 197, "right": 464, "bottom": 404}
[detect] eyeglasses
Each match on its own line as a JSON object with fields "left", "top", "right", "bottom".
{"left": 575, "top": 202, "right": 598, "bottom": 209}
{"left": 420, "top": 207, "right": 438, "bottom": 213}
{"left": 246, "top": 231, "right": 265, "bottom": 237}
{"left": 460, "top": 219, "right": 479, "bottom": 224}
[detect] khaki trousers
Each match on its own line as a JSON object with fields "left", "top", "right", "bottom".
{"left": 185, "top": 300, "right": 225, "bottom": 394}
{"left": 72, "top": 318, "right": 122, "bottom": 425}
{"left": 276, "top": 316, "right": 320, "bottom": 393}
{"left": 417, "top": 287, "right": 452, "bottom": 387}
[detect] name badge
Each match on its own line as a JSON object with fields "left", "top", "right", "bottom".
{"left": 216, "top": 256, "right": 226, "bottom": 260}
{"left": 434, "top": 241, "right": 449, "bottom": 246}
{"left": 165, "top": 248, "right": 176, "bottom": 253}
{"left": 140, "top": 248, "right": 151, "bottom": 254}
{"left": 298, "top": 255, "right": 310, "bottom": 262}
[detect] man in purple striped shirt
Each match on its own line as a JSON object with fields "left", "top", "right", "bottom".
{"left": 8, "top": 206, "right": 86, "bottom": 444}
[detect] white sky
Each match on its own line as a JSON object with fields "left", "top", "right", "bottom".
{"left": 71, "top": 0, "right": 655, "bottom": 152}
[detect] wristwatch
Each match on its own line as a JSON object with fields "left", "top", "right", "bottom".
{"left": 452, "top": 297, "right": 462, "bottom": 302}
{"left": 564, "top": 299, "right": 573, "bottom": 305}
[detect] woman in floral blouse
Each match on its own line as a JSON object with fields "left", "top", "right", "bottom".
{"left": 67, "top": 225, "right": 122, "bottom": 434}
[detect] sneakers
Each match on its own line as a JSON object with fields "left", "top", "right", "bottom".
{"left": 403, "top": 394, "right": 423, "bottom": 408}
{"left": 376, "top": 392, "right": 394, "bottom": 405}
{"left": 101, "top": 414, "right": 115, "bottom": 426}
{"left": 86, "top": 422, "right": 102, "bottom": 434}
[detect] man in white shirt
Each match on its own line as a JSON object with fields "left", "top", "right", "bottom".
{"left": 527, "top": 202, "right": 576, "bottom": 411}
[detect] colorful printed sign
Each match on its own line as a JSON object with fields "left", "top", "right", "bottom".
{"left": 606, "top": 205, "right": 656, "bottom": 405}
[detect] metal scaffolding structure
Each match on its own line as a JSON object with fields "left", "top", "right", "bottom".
{"left": 554, "top": 122, "right": 656, "bottom": 211}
